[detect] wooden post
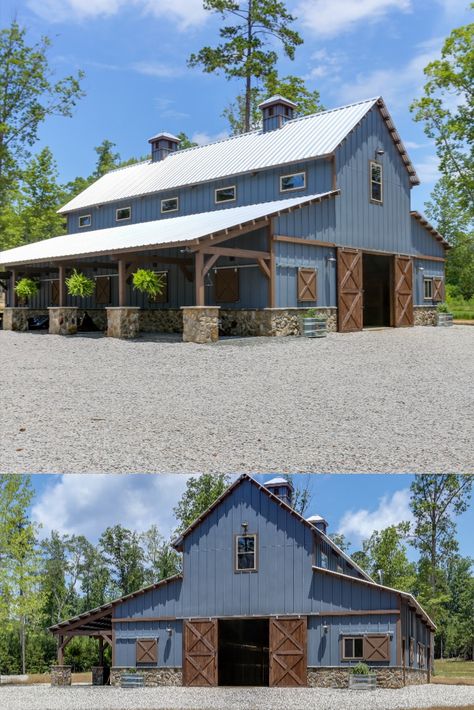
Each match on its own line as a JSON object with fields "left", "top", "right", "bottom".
{"left": 268, "top": 222, "right": 276, "bottom": 308}
{"left": 98, "top": 636, "right": 104, "bottom": 666}
{"left": 58, "top": 266, "right": 66, "bottom": 307}
{"left": 195, "top": 250, "right": 205, "bottom": 306}
{"left": 58, "top": 635, "right": 64, "bottom": 665}
{"left": 118, "top": 259, "right": 127, "bottom": 307}
{"left": 10, "top": 268, "right": 17, "bottom": 307}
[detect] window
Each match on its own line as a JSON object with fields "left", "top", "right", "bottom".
{"left": 78, "top": 214, "right": 91, "bottom": 228}
{"left": 342, "top": 637, "right": 364, "bottom": 660}
{"left": 320, "top": 551, "right": 328, "bottom": 569}
{"left": 235, "top": 533, "right": 257, "bottom": 571}
{"left": 424, "top": 278, "right": 433, "bottom": 300}
{"left": 215, "top": 186, "right": 236, "bottom": 203}
{"left": 280, "top": 171, "right": 306, "bottom": 192}
{"left": 116, "top": 206, "right": 131, "bottom": 221}
{"left": 369, "top": 161, "right": 383, "bottom": 203}
{"left": 161, "top": 197, "right": 179, "bottom": 213}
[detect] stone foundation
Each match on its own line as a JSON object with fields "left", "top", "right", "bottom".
{"left": 140, "top": 308, "right": 183, "bottom": 334}
{"left": 3, "top": 307, "right": 30, "bottom": 332}
{"left": 48, "top": 307, "right": 78, "bottom": 335}
{"left": 219, "top": 308, "right": 337, "bottom": 337}
{"left": 92, "top": 666, "right": 105, "bottom": 685}
{"left": 50, "top": 665, "right": 72, "bottom": 686}
{"left": 106, "top": 307, "right": 140, "bottom": 339}
{"left": 182, "top": 306, "right": 220, "bottom": 344}
{"left": 414, "top": 306, "right": 437, "bottom": 326}
{"left": 110, "top": 667, "right": 182, "bottom": 687}
{"left": 307, "top": 666, "right": 428, "bottom": 689}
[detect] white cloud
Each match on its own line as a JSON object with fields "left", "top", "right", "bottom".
{"left": 338, "top": 489, "right": 413, "bottom": 543}
{"left": 32, "top": 474, "right": 192, "bottom": 542}
{"left": 191, "top": 130, "right": 228, "bottom": 146}
{"left": 142, "top": 0, "right": 207, "bottom": 29}
{"left": 413, "top": 154, "right": 440, "bottom": 184}
{"left": 154, "top": 98, "right": 189, "bottom": 119}
{"left": 404, "top": 140, "right": 427, "bottom": 150}
{"left": 295, "top": 0, "right": 412, "bottom": 38}
{"left": 305, "top": 49, "right": 345, "bottom": 80}
{"left": 132, "top": 61, "right": 183, "bottom": 78}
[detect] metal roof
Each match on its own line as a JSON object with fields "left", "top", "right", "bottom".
{"left": 0, "top": 191, "right": 338, "bottom": 267}
{"left": 58, "top": 97, "right": 415, "bottom": 214}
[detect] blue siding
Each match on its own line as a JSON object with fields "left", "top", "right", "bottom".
{"left": 115, "top": 620, "right": 182, "bottom": 668}
{"left": 308, "top": 614, "right": 397, "bottom": 666}
{"left": 411, "top": 216, "right": 445, "bottom": 259}
{"left": 414, "top": 259, "right": 445, "bottom": 306}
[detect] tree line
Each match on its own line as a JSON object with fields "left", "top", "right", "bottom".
{"left": 0, "top": 474, "right": 472, "bottom": 674}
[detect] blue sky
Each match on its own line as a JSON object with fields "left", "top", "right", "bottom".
{"left": 29, "top": 474, "right": 474, "bottom": 562}
{"left": 1, "top": 0, "right": 472, "bottom": 211}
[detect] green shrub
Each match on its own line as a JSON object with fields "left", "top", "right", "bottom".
{"left": 302, "top": 308, "right": 326, "bottom": 321}
{"left": 350, "top": 662, "right": 371, "bottom": 675}
{"left": 436, "top": 302, "right": 450, "bottom": 313}
{"left": 132, "top": 268, "right": 165, "bottom": 298}
{"left": 65, "top": 269, "right": 95, "bottom": 298}
{"left": 14, "top": 277, "right": 39, "bottom": 300}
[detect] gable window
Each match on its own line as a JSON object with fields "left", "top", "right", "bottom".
{"left": 342, "top": 637, "right": 364, "bottom": 660}
{"left": 161, "top": 197, "right": 179, "bottom": 213}
{"left": 235, "top": 533, "right": 257, "bottom": 571}
{"left": 369, "top": 161, "right": 383, "bottom": 203}
{"left": 116, "top": 206, "right": 131, "bottom": 221}
{"left": 78, "top": 214, "right": 91, "bottom": 228}
{"left": 280, "top": 171, "right": 306, "bottom": 192}
{"left": 215, "top": 186, "right": 236, "bottom": 204}
{"left": 424, "top": 278, "right": 433, "bottom": 300}
{"left": 320, "top": 551, "right": 328, "bottom": 569}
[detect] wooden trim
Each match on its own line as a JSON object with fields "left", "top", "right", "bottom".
{"left": 341, "top": 636, "right": 364, "bottom": 661}
{"left": 234, "top": 532, "right": 258, "bottom": 573}
{"left": 52, "top": 606, "right": 113, "bottom": 635}
{"left": 112, "top": 616, "right": 177, "bottom": 623}
{"left": 194, "top": 250, "right": 204, "bottom": 306}
{"left": 396, "top": 595, "right": 402, "bottom": 667}
{"left": 415, "top": 254, "right": 446, "bottom": 263}
{"left": 269, "top": 221, "right": 276, "bottom": 307}
{"left": 118, "top": 259, "right": 127, "bottom": 306}
{"left": 273, "top": 237, "right": 446, "bottom": 263}
{"left": 58, "top": 265, "right": 66, "bottom": 307}
{"left": 202, "top": 254, "right": 220, "bottom": 278}
{"left": 273, "top": 235, "right": 336, "bottom": 248}
{"left": 315, "top": 609, "right": 400, "bottom": 617}
{"left": 257, "top": 258, "right": 271, "bottom": 279}
{"left": 199, "top": 246, "right": 271, "bottom": 260}
{"left": 369, "top": 159, "right": 383, "bottom": 205}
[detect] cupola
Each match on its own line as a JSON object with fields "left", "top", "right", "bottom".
{"left": 148, "top": 132, "right": 180, "bottom": 162}
{"left": 265, "top": 476, "right": 293, "bottom": 506}
{"left": 258, "top": 95, "right": 297, "bottom": 133}
{"left": 306, "top": 514, "right": 328, "bottom": 535}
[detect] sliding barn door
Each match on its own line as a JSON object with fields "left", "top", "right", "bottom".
{"left": 394, "top": 256, "right": 414, "bottom": 327}
{"left": 269, "top": 617, "right": 307, "bottom": 687}
{"left": 337, "top": 248, "right": 363, "bottom": 332}
{"left": 183, "top": 620, "right": 218, "bottom": 687}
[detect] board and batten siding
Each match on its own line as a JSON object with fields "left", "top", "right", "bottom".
{"left": 414, "top": 258, "right": 445, "bottom": 306}
{"left": 114, "top": 620, "right": 183, "bottom": 668}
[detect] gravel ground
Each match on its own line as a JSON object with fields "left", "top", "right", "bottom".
{"left": 0, "top": 326, "right": 472, "bottom": 473}
{"left": 1, "top": 684, "right": 474, "bottom": 710}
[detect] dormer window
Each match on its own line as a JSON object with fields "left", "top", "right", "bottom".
{"left": 116, "top": 206, "right": 131, "bottom": 222}
{"left": 215, "top": 186, "right": 236, "bottom": 204}
{"left": 235, "top": 533, "right": 257, "bottom": 572}
{"left": 280, "top": 171, "right": 306, "bottom": 192}
{"left": 78, "top": 214, "right": 91, "bottom": 228}
{"left": 370, "top": 161, "right": 383, "bottom": 203}
{"left": 161, "top": 197, "right": 179, "bottom": 213}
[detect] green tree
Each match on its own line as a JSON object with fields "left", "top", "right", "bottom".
{"left": 20, "top": 147, "right": 66, "bottom": 244}
{"left": 93, "top": 139, "right": 120, "bottom": 179}
{"left": 141, "top": 525, "right": 181, "bottom": 584}
{"left": 188, "top": 1, "right": 302, "bottom": 132}
{"left": 444, "top": 555, "right": 474, "bottom": 659}
{"left": 173, "top": 474, "right": 231, "bottom": 533}
{"left": 177, "top": 132, "right": 199, "bottom": 150}
{"left": 328, "top": 533, "right": 350, "bottom": 553}
{"left": 99, "top": 525, "right": 145, "bottom": 597}
{"left": 356, "top": 523, "right": 416, "bottom": 590}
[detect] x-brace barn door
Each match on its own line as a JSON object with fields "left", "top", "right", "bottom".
{"left": 183, "top": 620, "right": 218, "bottom": 686}
{"left": 269, "top": 617, "right": 307, "bottom": 687}
{"left": 394, "top": 256, "right": 414, "bottom": 327}
{"left": 337, "top": 248, "right": 363, "bottom": 332}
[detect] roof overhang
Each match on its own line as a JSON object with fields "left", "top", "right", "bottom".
{"left": 0, "top": 191, "right": 339, "bottom": 268}
{"left": 411, "top": 210, "right": 451, "bottom": 250}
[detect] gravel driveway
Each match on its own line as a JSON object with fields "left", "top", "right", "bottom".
{"left": 1, "top": 684, "right": 474, "bottom": 710}
{"left": 0, "top": 326, "right": 472, "bottom": 473}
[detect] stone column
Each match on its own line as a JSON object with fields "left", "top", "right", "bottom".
{"left": 48, "top": 307, "right": 78, "bottom": 335}
{"left": 92, "top": 666, "right": 105, "bottom": 685}
{"left": 3, "top": 307, "right": 29, "bottom": 332}
{"left": 106, "top": 307, "right": 140, "bottom": 339}
{"left": 50, "top": 665, "right": 72, "bottom": 686}
{"left": 182, "top": 306, "right": 220, "bottom": 344}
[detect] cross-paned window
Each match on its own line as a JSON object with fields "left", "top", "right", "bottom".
{"left": 424, "top": 278, "right": 433, "bottom": 300}
{"left": 369, "top": 161, "right": 383, "bottom": 203}
{"left": 342, "top": 637, "right": 364, "bottom": 660}
{"left": 235, "top": 533, "right": 257, "bottom": 571}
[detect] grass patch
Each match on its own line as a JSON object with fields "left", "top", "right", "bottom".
{"left": 447, "top": 292, "right": 474, "bottom": 320}
{"left": 1, "top": 672, "right": 92, "bottom": 685}
{"left": 433, "top": 659, "right": 474, "bottom": 685}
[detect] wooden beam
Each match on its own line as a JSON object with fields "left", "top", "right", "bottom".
{"left": 268, "top": 222, "right": 276, "bottom": 308}
{"left": 98, "top": 637, "right": 104, "bottom": 666}
{"left": 119, "top": 254, "right": 193, "bottom": 268}
{"left": 112, "top": 616, "right": 178, "bottom": 623}
{"left": 192, "top": 219, "right": 270, "bottom": 250}
{"left": 313, "top": 609, "right": 400, "bottom": 617}
{"left": 396, "top": 595, "right": 402, "bottom": 668}
{"left": 202, "top": 254, "right": 220, "bottom": 277}
{"left": 257, "top": 258, "right": 271, "bottom": 280}
{"left": 57, "top": 635, "right": 73, "bottom": 664}
{"left": 118, "top": 259, "right": 127, "bottom": 307}
{"left": 273, "top": 235, "right": 336, "bottom": 248}
{"left": 58, "top": 265, "right": 66, "bottom": 307}
{"left": 194, "top": 250, "right": 204, "bottom": 306}
{"left": 10, "top": 268, "right": 17, "bottom": 307}
{"left": 52, "top": 606, "right": 113, "bottom": 635}
{"left": 199, "top": 246, "right": 271, "bottom": 260}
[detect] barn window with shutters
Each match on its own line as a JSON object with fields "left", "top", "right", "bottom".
{"left": 362, "top": 634, "right": 390, "bottom": 662}
{"left": 297, "top": 268, "right": 317, "bottom": 302}
{"left": 136, "top": 638, "right": 158, "bottom": 666}
{"left": 215, "top": 268, "right": 239, "bottom": 303}
{"left": 235, "top": 533, "right": 257, "bottom": 572}
{"left": 342, "top": 637, "right": 364, "bottom": 660}
{"left": 424, "top": 278, "right": 433, "bottom": 300}
{"left": 432, "top": 277, "right": 444, "bottom": 302}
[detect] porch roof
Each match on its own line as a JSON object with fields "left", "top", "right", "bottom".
{"left": 0, "top": 191, "right": 338, "bottom": 268}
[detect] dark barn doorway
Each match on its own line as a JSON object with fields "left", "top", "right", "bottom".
{"left": 218, "top": 619, "right": 269, "bottom": 686}
{"left": 363, "top": 253, "right": 392, "bottom": 327}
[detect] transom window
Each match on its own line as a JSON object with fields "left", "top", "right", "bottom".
{"left": 78, "top": 214, "right": 91, "bottom": 228}
{"left": 215, "top": 186, "right": 236, "bottom": 203}
{"left": 343, "top": 637, "right": 364, "bottom": 660}
{"left": 369, "top": 161, "right": 383, "bottom": 203}
{"left": 235, "top": 533, "right": 257, "bottom": 571}
{"left": 280, "top": 171, "right": 306, "bottom": 192}
{"left": 424, "top": 278, "right": 433, "bottom": 300}
{"left": 116, "top": 206, "right": 131, "bottom": 221}
{"left": 161, "top": 197, "right": 179, "bottom": 213}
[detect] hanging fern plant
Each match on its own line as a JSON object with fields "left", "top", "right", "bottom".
{"left": 14, "top": 277, "right": 39, "bottom": 301}
{"left": 65, "top": 269, "right": 95, "bottom": 298}
{"left": 132, "top": 269, "right": 165, "bottom": 299}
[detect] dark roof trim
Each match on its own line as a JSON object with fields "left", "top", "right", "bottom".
{"left": 411, "top": 211, "right": 451, "bottom": 250}
{"left": 375, "top": 99, "right": 420, "bottom": 186}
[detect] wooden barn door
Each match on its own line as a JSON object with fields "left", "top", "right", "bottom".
{"left": 393, "top": 256, "right": 414, "bottom": 327}
{"left": 337, "top": 248, "right": 363, "bottom": 332}
{"left": 269, "top": 617, "right": 307, "bottom": 687}
{"left": 183, "top": 620, "right": 218, "bottom": 687}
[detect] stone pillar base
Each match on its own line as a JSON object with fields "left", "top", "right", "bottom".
{"left": 106, "top": 307, "right": 140, "bottom": 339}
{"left": 48, "top": 307, "right": 78, "bottom": 335}
{"left": 50, "top": 665, "right": 72, "bottom": 686}
{"left": 92, "top": 666, "right": 105, "bottom": 685}
{"left": 3, "top": 307, "right": 29, "bottom": 332}
{"left": 182, "top": 306, "right": 220, "bottom": 344}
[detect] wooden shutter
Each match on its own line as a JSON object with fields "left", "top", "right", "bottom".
{"left": 297, "top": 268, "right": 317, "bottom": 302}
{"left": 136, "top": 638, "right": 157, "bottom": 664}
{"left": 432, "top": 277, "right": 444, "bottom": 302}
{"left": 51, "top": 280, "right": 59, "bottom": 306}
{"left": 363, "top": 634, "right": 390, "bottom": 662}
{"left": 95, "top": 276, "right": 111, "bottom": 305}
{"left": 269, "top": 617, "right": 307, "bottom": 687}
{"left": 183, "top": 620, "right": 218, "bottom": 687}
{"left": 215, "top": 269, "right": 239, "bottom": 303}
{"left": 337, "top": 248, "right": 363, "bottom": 332}
{"left": 394, "top": 256, "right": 414, "bottom": 327}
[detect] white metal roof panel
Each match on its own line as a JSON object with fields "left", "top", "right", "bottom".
{"left": 58, "top": 98, "right": 379, "bottom": 213}
{"left": 0, "top": 192, "right": 337, "bottom": 266}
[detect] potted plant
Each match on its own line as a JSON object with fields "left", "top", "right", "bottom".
{"left": 14, "top": 277, "right": 39, "bottom": 305}
{"left": 348, "top": 662, "right": 377, "bottom": 689}
{"left": 436, "top": 302, "right": 453, "bottom": 327}
{"left": 301, "top": 308, "right": 328, "bottom": 338}
{"left": 65, "top": 269, "right": 95, "bottom": 298}
{"left": 132, "top": 268, "right": 165, "bottom": 300}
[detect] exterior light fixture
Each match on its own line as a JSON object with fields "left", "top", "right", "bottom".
{"left": 179, "top": 247, "right": 192, "bottom": 254}
{"left": 241, "top": 521, "right": 248, "bottom": 529}
{"left": 166, "top": 627, "right": 173, "bottom": 636}
{"left": 327, "top": 256, "right": 337, "bottom": 263}
{"left": 417, "top": 265, "right": 425, "bottom": 272}
{"left": 375, "top": 148, "right": 385, "bottom": 157}
{"left": 323, "top": 623, "right": 328, "bottom": 634}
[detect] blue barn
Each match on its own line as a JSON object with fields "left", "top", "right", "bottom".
{"left": 49, "top": 475, "right": 434, "bottom": 689}
{"left": 0, "top": 96, "right": 449, "bottom": 341}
